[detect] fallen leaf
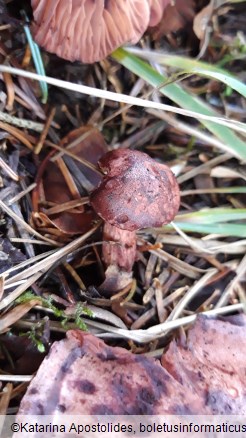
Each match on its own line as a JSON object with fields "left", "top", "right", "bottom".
{"left": 193, "top": 2, "right": 213, "bottom": 41}
{"left": 193, "top": 0, "right": 232, "bottom": 42}
{"left": 17, "top": 330, "right": 208, "bottom": 415}
{"left": 17, "top": 314, "right": 246, "bottom": 415}
{"left": 60, "top": 126, "right": 107, "bottom": 188}
{"left": 162, "top": 314, "right": 246, "bottom": 414}
{"left": 0, "top": 299, "right": 41, "bottom": 334}
{"left": 32, "top": 126, "right": 107, "bottom": 240}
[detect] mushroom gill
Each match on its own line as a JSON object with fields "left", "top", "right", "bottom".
{"left": 31, "top": 0, "right": 150, "bottom": 63}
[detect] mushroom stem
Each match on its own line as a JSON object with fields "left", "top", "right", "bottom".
{"left": 103, "top": 222, "right": 136, "bottom": 272}
{"left": 98, "top": 223, "right": 136, "bottom": 295}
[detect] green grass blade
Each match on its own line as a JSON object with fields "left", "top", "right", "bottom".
{"left": 141, "top": 52, "right": 230, "bottom": 74}
{"left": 165, "top": 222, "right": 246, "bottom": 237}
{"left": 191, "top": 69, "right": 246, "bottom": 98}
{"left": 113, "top": 49, "right": 246, "bottom": 161}
{"left": 153, "top": 208, "right": 246, "bottom": 237}
{"left": 127, "top": 49, "right": 246, "bottom": 98}
{"left": 176, "top": 208, "right": 246, "bottom": 223}
{"left": 181, "top": 186, "right": 246, "bottom": 196}
{"left": 23, "top": 24, "right": 48, "bottom": 104}
{"left": 127, "top": 49, "right": 239, "bottom": 75}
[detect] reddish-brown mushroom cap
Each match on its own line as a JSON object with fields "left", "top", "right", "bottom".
{"left": 31, "top": 0, "right": 150, "bottom": 63}
{"left": 90, "top": 149, "right": 180, "bottom": 231}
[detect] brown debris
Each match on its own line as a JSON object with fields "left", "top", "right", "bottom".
{"left": 31, "top": 126, "right": 107, "bottom": 241}
{"left": 98, "top": 265, "right": 134, "bottom": 296}
{"left": 59, "top": 126, "right": 107, "bottom": 189}
{"left": 1, "top": 0, "right": 246, "bottom": 417}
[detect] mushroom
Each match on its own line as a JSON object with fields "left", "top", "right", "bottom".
{"left": 90, "top": 149, "right": 180, "bottom": 294}
{"left": 31, "top": 0, "right": 171, "bottom": 63}
{"left": 149, "top": 0, "right": 172, "bottom": 27}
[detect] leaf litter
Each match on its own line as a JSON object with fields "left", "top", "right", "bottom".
{"left": 0, "top": 0, "right": 245, "bottom": 415}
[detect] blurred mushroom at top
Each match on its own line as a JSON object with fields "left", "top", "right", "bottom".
{"left": 149, "top": 0, "right": 172, "bottom": 26}
{"left": 31, "top": 0, "right": 171, "bottom": 63}
{"left": 90, "top": 149, "right": 180, "bottom": 295}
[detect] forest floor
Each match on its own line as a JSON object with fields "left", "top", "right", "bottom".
{"left": 0, "top": 0, "right": 245, "bottom": 413}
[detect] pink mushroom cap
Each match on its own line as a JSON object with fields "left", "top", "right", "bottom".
{"left": 149, "top": 0, "right": 172, "bottom": 27}
{"left": 31, "top": 0, "right": 150, "bottom": 63}
{"left": 31, "top": 0, "right": 171, "bottom": 63}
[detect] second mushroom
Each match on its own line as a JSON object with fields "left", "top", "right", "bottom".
{"left": 31, "top": 0, "right": 171, "bottom": 63}
{"left": 90, "top": 149, "right": 180, "bottom": 295}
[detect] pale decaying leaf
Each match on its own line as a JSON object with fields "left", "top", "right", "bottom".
{"left": 162, "top": 314, "right": 246, "bottom": 414}
{"left": 193, "top": 1, "right": 213, "bottom": 41}
{"left": 193, "top": 0, "right": 233, "bottom": 41}
{"left": 18, "top": 315, "right": 246, "bottom": 416}
{"left": 210, "top": 166, "right": 246, "bottom": 181}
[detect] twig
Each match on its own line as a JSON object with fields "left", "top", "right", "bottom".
{"left": 215, "top": 254, "right": 246, "bottom": 307}
{"left": 178, "top": 153, "right": 231, "bottom": 184}
{"left": 166, "top": 269, "right": 217, "bottom": 322}
{"left": 0, "top": 200, "right": 59, "bottom": 246}
{"left": 0, "top": 66, "right": 245, "bottom": 139}
{"left": 0, "top": 158, "right": 19, "bottom": 181}
{"left": 0, "top": 376, "right": 32, "bottom": 382}
{"left": 147, "top": 108, "right": 232, "bottom": 155}
{"left": 0, "top": 224, "right": 100, "bottom": 311}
